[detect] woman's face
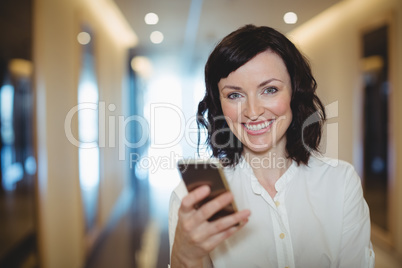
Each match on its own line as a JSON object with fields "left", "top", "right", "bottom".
{"left": 218, "top": 50, "right": 292, "bottom": 156}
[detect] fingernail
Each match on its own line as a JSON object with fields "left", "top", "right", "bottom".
{"left": 200, "top": 185, "right": 210, "bottom": 193}
{"left": 239, "top": 219, "right": 248, "bottom": 226}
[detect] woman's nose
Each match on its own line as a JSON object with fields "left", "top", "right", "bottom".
{"left": 244, "top": 97, "right": 264, "bottom": 121}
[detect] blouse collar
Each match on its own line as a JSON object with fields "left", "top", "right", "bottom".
{"left": 237, "top": 156, "right": 297, "bottom": 195}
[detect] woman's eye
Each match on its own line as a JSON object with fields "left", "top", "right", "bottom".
{"left": 263, "top": 87, "right": 278, "bottom": 94}
{"left": 228, "top": 92, "right": 242, "bottom": 99}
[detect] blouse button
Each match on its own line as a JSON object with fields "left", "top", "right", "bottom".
{"left": 275, "top": 201, "right": 280, "bottom": 207}
{"left": 279, "top": 233, "right": 285, "bottom": 239}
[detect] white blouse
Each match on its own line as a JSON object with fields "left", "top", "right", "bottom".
{"left": 169, "top": 156, "right": 375, "bottom": 268}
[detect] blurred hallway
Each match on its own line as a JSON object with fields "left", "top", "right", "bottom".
{"left": 84, "top": 178, "right": 170, "bottom": 268}
{"left": 84, "top": 176, "right": 173, "bottom": 268}
{"left": 2, "top": 0, "right": 402, "bottom": 267}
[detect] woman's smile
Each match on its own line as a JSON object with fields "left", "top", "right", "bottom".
{"left": 242, "top": 119, "right": 275, "bottom": 135}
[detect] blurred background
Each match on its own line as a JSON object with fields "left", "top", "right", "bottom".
{"left": 0, "top": 0, "right": 402, "bottom": 267}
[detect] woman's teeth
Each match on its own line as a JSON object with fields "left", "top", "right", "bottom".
{"left": 244, "top": 120, "right": 274, "bottom": 131}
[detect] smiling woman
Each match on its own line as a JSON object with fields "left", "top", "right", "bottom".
{"left": 168, "top": 24, "right": 375, "bottom": 268}
{"left": 198, "top": 25, "right": 325, "bottom": 167}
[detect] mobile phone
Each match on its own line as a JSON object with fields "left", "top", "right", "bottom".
{"left": 177, "top": 159, "right": 238, "bottom": 222}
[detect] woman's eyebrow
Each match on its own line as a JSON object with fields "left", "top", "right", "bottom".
{"left": 258, "top": 78, "right": 283, "bottom": 88}
{"left": 220, "top": 85, "right": 242, "bottom": 91}
{"left": 220, "top": 78, "right": 284, "bottom": 91}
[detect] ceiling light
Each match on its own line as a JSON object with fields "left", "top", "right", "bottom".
{"left": 131, "top": 56, "right": 153, "bottom": 78}
{"left": 150, "top": 31, "right": 164, "bottom": 44}
{"left": 145, "top": 13, "right": 159, "bottom": 25}
{"left": 284, "top": 12, "right": 298, "bottom": 24}
{"left": 77, "top": 32, "right": 91, "bottom": 45}
{"left": 8, "top": 59, "right": 33, "bottom": 78}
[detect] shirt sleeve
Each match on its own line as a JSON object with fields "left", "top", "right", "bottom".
{"left": 338, "top": 166, "right": 375, "bottom": 268}
{"left": 168, "top": 188, "right": 181, "bottom": 260}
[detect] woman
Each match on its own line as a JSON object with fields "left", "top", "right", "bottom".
{"left": 169, "top": 25, "right": 374, "bottom": 267}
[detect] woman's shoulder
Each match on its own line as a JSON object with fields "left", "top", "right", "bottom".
{"left": 307, "top": 155, "right": 355, "bottom": 170}
{"left": 303, "top": 155, "right": 359, "bottom": 180}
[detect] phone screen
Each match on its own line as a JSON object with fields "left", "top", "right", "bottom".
{"left": 177, "top": 160, "right": 238, "bottom": 222}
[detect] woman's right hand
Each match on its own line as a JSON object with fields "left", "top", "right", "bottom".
{"left": 171, "top": 185, "right": 251, "bottom": 267}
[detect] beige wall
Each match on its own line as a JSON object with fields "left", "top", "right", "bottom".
{"left": 289, "top": 0, "right": 402, "bottom": 257}
{"left": 33, "top": 0, "right": 135, "bottom": 267}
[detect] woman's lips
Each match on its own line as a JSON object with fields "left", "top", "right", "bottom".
{"left": 242, "top": 119, "right": 275, "bottom": 135}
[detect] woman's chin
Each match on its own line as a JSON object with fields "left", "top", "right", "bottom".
{"left": 243, "top": 143, "right": 271, "bottom": 154}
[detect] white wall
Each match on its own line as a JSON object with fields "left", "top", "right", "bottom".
{"left": 33, "top": 0, "right": 136, "bottom": 267}
{"left": 288, "top": 0, "right": 402, "bottom": 257}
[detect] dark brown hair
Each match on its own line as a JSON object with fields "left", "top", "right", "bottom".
{"left": 197, "top": 24, "right": 326, "bottom": 166}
